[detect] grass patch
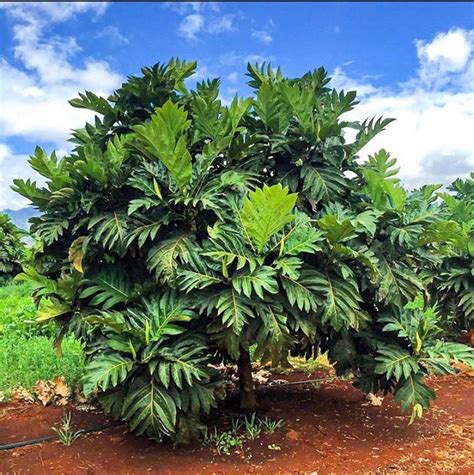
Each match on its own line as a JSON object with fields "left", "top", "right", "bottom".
{"left": 0, "top": 282, "right": 55, "bottom": 338}
{"left": 0, "top": 282, "right": 84, "bottom": 391}
{"left": 0, "top": 334, "right": 84, "bottom": 391}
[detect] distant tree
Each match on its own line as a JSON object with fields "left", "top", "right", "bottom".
{"left": 427, "top": 174, "right": 473, "bottom": 335}
{"left": 14, "top": 59, "right": 474, "bottom": 442}
{"left": 0, "top": 212, "right": 26, "bottom": 281}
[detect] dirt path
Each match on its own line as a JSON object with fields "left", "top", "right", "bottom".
{"left": 0, "top": 373, "right": 473, "bottom": 474}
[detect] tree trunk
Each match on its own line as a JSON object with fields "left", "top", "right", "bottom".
{"left": 237, "top": 347, "right": 258, "bottom": 410}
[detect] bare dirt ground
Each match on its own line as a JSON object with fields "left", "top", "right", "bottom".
{"left": 0, "top": 372, "right": 473, "bottom": 474}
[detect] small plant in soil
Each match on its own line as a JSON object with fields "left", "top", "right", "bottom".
{"left": 203, "top": 427, "right": 243, "bottom": 456}
{"left": 52, "top": 412, "right": 82, "bottom": 447}
{"left": 260, "top": 415, "right": 284, "bottom": 435}
{"left": 204, "top": 414, "right": 285, "bottom": 455}
{"left": 243, "top": 412, "right": 262, "bottom": 440}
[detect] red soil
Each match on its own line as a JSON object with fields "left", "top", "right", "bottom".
{"left": 0, "top": 373, "right": 473, "bottom": 474}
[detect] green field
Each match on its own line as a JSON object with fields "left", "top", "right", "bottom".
{"left": 0, "top": 283, "right": 84, "bottom": 392}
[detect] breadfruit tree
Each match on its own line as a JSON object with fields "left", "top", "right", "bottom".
{"left": 13, "top": 59, "right": 474, "bottom": 442}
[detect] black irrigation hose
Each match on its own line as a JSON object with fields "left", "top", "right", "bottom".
{"left": 257, "top": 375, "right": 340, "bottom": 389}
{"left": 0, "top": 377, "right": 336, "bottom": 452}
{"left": 0, "top": 423, "right": 118, "bottom": 452}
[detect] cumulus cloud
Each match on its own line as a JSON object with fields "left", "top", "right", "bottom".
{"left": 244, "top": 54, "right": 275, "bottom": 65}
{"left": 331, "top": 67, "right": 379, "bottom": 97}
{"left": 333, "top": 28, "right": 474, "bottom": 189}
{"left": 0, "top": 3, "right": 122, "bottom": 145}
{"left": 227, "top": 72, "right": 239, "bottom": 83}
{"left": 251, "top": 30, "right": 273, "bottom": 44}
{"left": 0, "top": 2, "right": 123, "bottom": 209}
{"left": 164, "top": 2, "right": 219, "bottom": 16}
{"left": 416, "top": 28, "right": 473, "bottom": 88}
{"left": 207, "top": 14, "right": 237, "bottom": 34}
{"left": 251, "top": 20, "right": 274, "bottom": 45}
{"left": 0, "top": 2, "right": 108, "bottom": 23}
{"left": 166, "top": 2, "right": 238, "bottom": 40}
{"left": 96, "top": 25, "right": 129, "bottom": 45}
{"left": 0, "top": 144, "right": 41, "bottom": 210}
{"left": 178, "top": 13, "right": 205, "bottom": 40}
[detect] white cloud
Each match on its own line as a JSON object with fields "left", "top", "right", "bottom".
{"left": 251, "top": 30, "right": 272, "bottom": 45}
{"left": 178, "top": 13, "right": 204, "bottom": 39}
{"left": 344, "top": 90, "right": 474, "bottom": 187}
{"left": 417, "top": 28, "right": 471, "bottom": 72}
{"left": 251, "top": 20, "right": 274, "bottom": 45}
{"left": 415, "top": 28, "right": 473, "bottom": 89}
{"left": 227, "top": 72, "right": 238, "bottom": 83}
{"left": 333, "top": 28, "right": 474, "bottom": 189}
{"left": 331, "top": 67, "right": 379, "bottom": 97}
{"left": 96, "top": 25, "right": 129, "bottom": 45}
{"left": 207, "top": 14, "right": 237, "bottom": 34}
{"left": 0, "top": 2, "right": 108, "bottom": 22}
{"left": 0, "top": 2, "right": 122, "bottom": 209}
{"left": 170, "top": 3, "right": 239, "bottom": 40}
{"left": 245, "top": 54, "right": 275, "bottom": 64}
{"left": 0, "top": 3, "right": 122, "bottom": 144}
{"left": 0, "top": 144, "right": 42, "bottom": 210}
{"left": 164, "top": 2, "right": 219, "bottom": 15}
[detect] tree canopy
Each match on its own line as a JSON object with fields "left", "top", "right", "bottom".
{"left": 0, "top": 213, "right": 26, "bottom": 281}
{"left": 13, "top": 59, "right": 474, "bottom": 442}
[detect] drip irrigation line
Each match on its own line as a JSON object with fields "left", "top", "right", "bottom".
{"left": 257, "top": 375, "right": 340, "bottom": 389}
{"left": 0, "top": 423, "right": 119, "bottom": 452}
{"left": 0, "top": 377, "right": 337, "bottom": 452}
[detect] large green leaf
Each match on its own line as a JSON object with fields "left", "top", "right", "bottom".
{"left": 318, "top": 215, "right": 357, "bottom": 245}
{"left": 82, "top": 353, "right": 134, "bottom": 395}
{"left": 361, "top": 150, "right": 406, "bottom": 211}
{"left": 280, "top": 270, "right": 321, "bottom": 312}
{"left": 232, "top": 266, "right": 279, "bottom": 299}
{"left": 134, "top": 100, "right": 192, "bottom": 190}
{"left": 394, "top": 374, "right": 436, "bottom": 423}
{"left": 347, "top": 117, "right": 394, "bottom": 160}
{"left": 80, "top": 267, "right": 132, "bottom": 310}
{"left": 147, "top": 233, "right": 194, "bottom": 284}
{"left": 122, "top": 377, "right": 177, "bottom": 439}
{"left": 151, "top": 338, "right": 209, "bottom": 389}
{"left": 311, "top": 272, "right": 368, "bottom": 330}
{"left": 375, "top": 345, "right": 419, "bottom": 381}
{"left": 377, "top": 258, "right": 423, "bottom": 307}
{"left": 301, "top": 165, "right": 348, "bottom": 203}
{"left": 200, "top": 288, "right": 254, "bottom": 334}
{"left": 130, "top": 292, "right": 195, "bottom": 344}
{"left": 241, "top": 184, "right": 297, "bottom": 253}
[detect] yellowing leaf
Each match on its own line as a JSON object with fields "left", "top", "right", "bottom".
{"left": 37, "top": 298, "right": 71, "bottom": 322}
{"left": 68, "top": 236, "right": 87, "bottom": 273}
{"left": 153, "top": 178, "right": 163, "bottom": 200}
{"left": 415, "top": 332, "right": 422, "bottom": 353}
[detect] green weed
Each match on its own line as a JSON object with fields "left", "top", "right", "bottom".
{"left": 52, "top": 412, "right": 82, "bottom": 446}
{"left": 203, "top": 413, "right": 284, "bottom": 455}
{"left": 0, "top": 334, "right": 84, "bottom": 391}
{"left": 0, "top": 282, "right": 84, "bottom": 391}
{"left": 0, "top": 283, "right": 55, "bottom": 338}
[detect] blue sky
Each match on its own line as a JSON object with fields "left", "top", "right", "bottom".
{"left": 0, "top": 2, "right": 473, "bottom": 209}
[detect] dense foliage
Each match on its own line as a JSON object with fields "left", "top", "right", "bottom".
{"left": 13, "top": 59, "right": 473, "bottom": 442}
{"left": 0, "top": 213, "right": 26, "bottom": 281}
{"left": 427, "top": 175, "right": 473, "bottom": 334}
